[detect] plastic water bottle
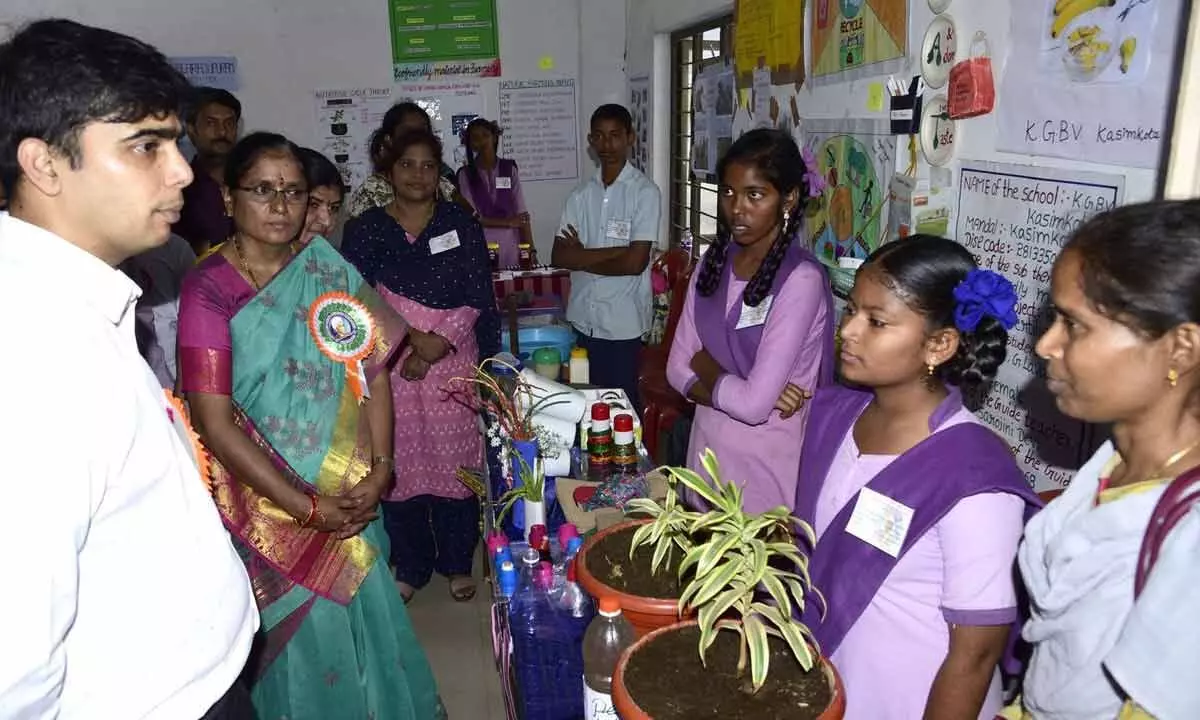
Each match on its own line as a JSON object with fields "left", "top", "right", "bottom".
{"left": 582, "top": 597, "right": 635, "bottom": 720}
{"left": 558, "top": 560, "right": 593, "bottom": 619}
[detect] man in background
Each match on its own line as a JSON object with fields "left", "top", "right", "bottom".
{"left": 0, "top": 19, "right": 257, "bottom": 719}
{"left": 552, "top": 104, "right": 662, "bottom": 409}
{"left": 173, "top": 86, "right": 240, "bottom": 255}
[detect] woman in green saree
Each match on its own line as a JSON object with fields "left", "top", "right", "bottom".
{"left": 178, "top": 132, "right": 445, "bottom": 720}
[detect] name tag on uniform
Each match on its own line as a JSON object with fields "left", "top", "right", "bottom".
{"left": 496, "top": 176, "right": 512, "bottom": 190}
{"left": 735, "top": 295, "right": 774, "bottom": 329}
{"left": 429, "top": 230, "right": 461, "bottom": 255}
{"left": 606, "top": 219, "right": 632, "bottom": 241}
{"left": 845, "top": 487, "right": 913, "bottom": 558}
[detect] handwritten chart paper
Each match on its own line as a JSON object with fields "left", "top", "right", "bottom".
{"left": 955, "top": 161, "right": 1124, "bottom": 491}
{"left": 996, "top": 0, "right": 1181, "bottom": 168}
{"left": 810, "top": 0, "right": 908, "bottom": 83}
{"left": 498, "top": 79, "right": 579, "bottom": 182}
{"left": 734, "top": 0, "right": 806, "bottom": 88}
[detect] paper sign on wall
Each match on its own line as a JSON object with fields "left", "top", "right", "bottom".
{"left": 954, "top": 161, "right": 1124, "bottom": 491}
{"left": 170, "top": 56, "right": 239, "bottom": 91}
{"left": 995, "top": 0, "right": 1182, "bottom": 168}
{"left": 498, "top": 79, "right": 579, "bottom": 182}
{"left": 312, "top": 87, "right": 395, "bottom": 191}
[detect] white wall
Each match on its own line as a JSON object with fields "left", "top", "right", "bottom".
{"left": 627, "top": 0, "right": 1164, "bottom": 205}
{"left": 3, "top": 0, "right": 629, "bottom": 258}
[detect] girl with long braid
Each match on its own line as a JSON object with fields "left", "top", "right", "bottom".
{"left": 666, "top": 128, "right": 835, "bottom": 512}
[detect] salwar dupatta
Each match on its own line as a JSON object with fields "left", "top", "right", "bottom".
{"left": 180, "top": 238, "right": 407, "bottom": 674}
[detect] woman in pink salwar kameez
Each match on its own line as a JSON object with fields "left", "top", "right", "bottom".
{"left": 342, "top": 129, "right": 500, "bottom": 603}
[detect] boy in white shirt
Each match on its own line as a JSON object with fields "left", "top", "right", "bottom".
{"left": 552, "top": 104, "right": 662, "bottom": 409}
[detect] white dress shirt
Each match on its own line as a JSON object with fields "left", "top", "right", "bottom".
{"left": 559, "top": 162, "right": 662, "bottom": 340}
{"left": 0, "top": 213, "right": 258, "bottom": 719}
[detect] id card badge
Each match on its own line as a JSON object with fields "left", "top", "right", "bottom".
{"left": 844, "top": 487, "right": 914, "bottom": 558}
{"left": 429, "top": 230, "right": 461, "bottom": 255}
{"left": 496, "top": 176, "right": 513, "bottom": 190}
{"left": 606, "top": 219, "right": 632, "bottom": 241}
{"left": 735, "top": 295, "right": 774, "bottom": 330}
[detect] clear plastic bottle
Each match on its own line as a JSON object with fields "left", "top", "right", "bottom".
{"left": 558, "top": 560, "right": 593, "bottom": 619}
{"left": 582, "top": 597, "right": 636, "bottom": 720}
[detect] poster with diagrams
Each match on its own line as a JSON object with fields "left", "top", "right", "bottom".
{"left": 996, "top": 0, "right": 1181, "bottom": 168}
{"left": 396, "top": 81, "right": 485, "bottom": 169}
{"left": 312, "top": 87, "right": 395, "bottom": 191}
{"left": 629, "top": 74, "right": 652, "bottom": 172}
{"left": 810, "top": 0, "right": 909, "bottom": 83}
{"left": 691, "top": 63, "right": 736, "bottom": 180}
{"left": 803, "top": 119, "right": 897, "bottom": 264}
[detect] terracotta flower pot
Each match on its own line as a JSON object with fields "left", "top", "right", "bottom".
{"left": 611, "top": 619, "right": 846, "bottom": 720}
{"left": 575, "top": 519, "right": 690, "bottom": 638}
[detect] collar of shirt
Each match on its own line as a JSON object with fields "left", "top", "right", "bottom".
{"left": 591, "top": 161, "right": 638, "bottom": 189}
{"left": 0, "top": 212, "right": 141, "bottom": 326}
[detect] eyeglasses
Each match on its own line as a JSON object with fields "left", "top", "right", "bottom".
{"left": 237, "top": 184, "right": 309, "bottom": 206}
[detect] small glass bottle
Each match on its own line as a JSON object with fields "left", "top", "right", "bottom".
{"left": 612, "top": 412, "right": 638, "bottom": 472}
{"left": 569, "top": 347, "right": 590, "bottom": 385}
{"left": 587, "top": 402, "right": 613, "bottom": 470}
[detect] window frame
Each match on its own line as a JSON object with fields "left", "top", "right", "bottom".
{"left": 669, "top": 14, "right": 734, "bottom": 258}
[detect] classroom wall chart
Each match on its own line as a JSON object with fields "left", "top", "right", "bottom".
{"left": 810, "top": 0, "right": 910, "bottom": 83}
{"left": 803, "top": 119, "right": 897, "bottom": 264}
{"left": 995, "top": 0, "right": 1181, "bottom": 168}
{"left": 389, "top": 0, "right": 501, "bottom": 81}
{"left": 954, "top": 160, "right": 1124, "bottom": 491}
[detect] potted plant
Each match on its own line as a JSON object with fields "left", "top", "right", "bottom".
{"left": 610, "top": 450, "right": 845, "bottom": 719}
{"left": 445, "top": 358, "right": 570, "bottom": 536}
{"left": 574, "top": 478, "right": 700, "bottom": 636}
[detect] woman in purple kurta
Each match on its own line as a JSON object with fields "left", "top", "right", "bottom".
{"left": 666, "top": 129, "right": 833, "bottom": 513}
{"left": 457, "top": 118, "right": 532, "bottom": 269}
{"left": 792, "top": 236, "right": 1040, "bottom": 720}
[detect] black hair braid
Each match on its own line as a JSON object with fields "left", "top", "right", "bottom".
{"left": 744, "top": 224, "right": 794, "bottom": 307}
{"left": 696, "top": 231, "right": 732, "bottom": 298}
{"left": 937, "top": 315, "right": 1009, "bottom": 388}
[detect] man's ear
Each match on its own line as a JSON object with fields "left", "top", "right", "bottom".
{"left": 15, "top": 137, "right": 66, "bottom": 198}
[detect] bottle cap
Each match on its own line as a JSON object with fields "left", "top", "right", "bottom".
{"left": 598, "top": 596, "right": 621, "bottom": 616}
{"left": 520, "top": 547, "right": 541, "bottom": 566}
{"left": 495, "top": 547, "right": 512, "bottom": 567}
{"left": 532, "top": 347, "right": 561, "bottom": 366}
{"left": 591, "top": 402, "right": 611, "bottom": 421}
{"left": 571, "top": 347, "right": 588, "bottom": 359}
{"left": 528, "top": 524, "right": 548, "bottom": 547}
{"left": 613, "top": 413, "right": 634, "bottom": 432}
{"left": 566, "top": 536, "right": 584, "bottom": 556}
{"left": 557, "top": 523, "right": 578, "bottom": 547}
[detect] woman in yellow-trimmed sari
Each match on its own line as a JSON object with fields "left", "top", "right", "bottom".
{"left": 177, "top": 132, "right": 445, "bottom": 720}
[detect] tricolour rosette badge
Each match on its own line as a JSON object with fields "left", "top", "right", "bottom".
{"left": 308, "top": 292, "right": 377, "bottom": 402}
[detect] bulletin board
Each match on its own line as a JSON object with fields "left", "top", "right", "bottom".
{"left": 626, "top": 0, "right": 1183, "bottom": 491}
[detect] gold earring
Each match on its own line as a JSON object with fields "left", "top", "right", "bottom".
{"left": 1168, "top": 368, "right": 1179, "bottom": 388}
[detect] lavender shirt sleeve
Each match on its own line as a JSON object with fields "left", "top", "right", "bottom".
{"left": 938, "top": 491, "right": 1026, "bottom": 625}
{"left": 456, "top": 168, "right": 477, "bottom": 211}
{"left": 666, "top": 273, "right": 702, "bottom": 398}
{"left": 711, "top": 262, "right": 828, "bottom": 425}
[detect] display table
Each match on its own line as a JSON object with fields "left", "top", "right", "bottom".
{"left": 492, "top": 268, "right": 571, "bottom": 307}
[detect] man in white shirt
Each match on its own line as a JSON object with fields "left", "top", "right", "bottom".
{"left": 552, "top": 104, "right": 662, "bottom": 409}
{"left": 0, "top": 19, "right": 258, "bottom": 720}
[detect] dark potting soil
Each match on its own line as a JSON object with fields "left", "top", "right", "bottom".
{"left": 624, "top": 624, "right": 833, "bottom": 719}
{"left": 585, "top": 524, "right": 685, "bottom": 599}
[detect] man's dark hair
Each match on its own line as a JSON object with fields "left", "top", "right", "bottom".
{"left": 590, "top": 104, "right": 634, "bottom": 133}
{"left": 0, "top": 19, "right": 190, "bottom": 199}
{"left": 185, "top": 86, "right": 242, "bottom": 126}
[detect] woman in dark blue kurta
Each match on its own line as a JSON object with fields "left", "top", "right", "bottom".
{"left": 342, "top": 129, "right": 500, "bottom": 602}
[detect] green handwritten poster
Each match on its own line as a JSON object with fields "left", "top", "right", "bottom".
{"left": 390, "top": 1, "right": 502, "bottom": 81}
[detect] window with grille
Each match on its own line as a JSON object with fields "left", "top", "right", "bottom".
{"left": 670, "top": 15, "right": 734, "bottom": 257}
